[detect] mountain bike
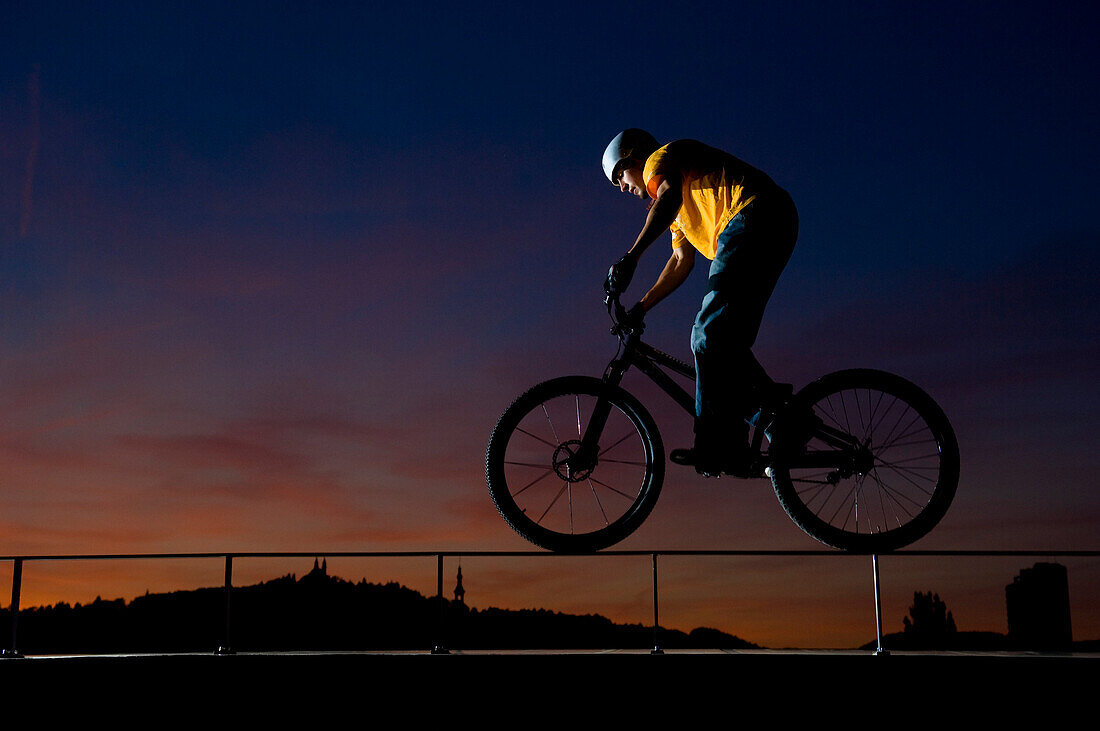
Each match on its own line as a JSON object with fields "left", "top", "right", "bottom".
{"left": 486, "top": 290, "right": 959, "bottom": 554}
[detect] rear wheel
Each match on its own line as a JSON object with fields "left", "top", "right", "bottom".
{"left": 768, "top": 369, "right": 959, "bottom": 552}
{"left": 486, "top": 376, "right": 664, "bottom": 553}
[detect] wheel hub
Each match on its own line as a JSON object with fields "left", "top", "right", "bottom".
{"left": 552, "top": 440, "right": 595, "bottom": 483}
{"left": 853, "top": 440, "right": 876, "bottom": 475}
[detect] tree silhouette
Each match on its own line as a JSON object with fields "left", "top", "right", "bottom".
{"left": 903, "top": 591, "right": 957, "bottom": 644}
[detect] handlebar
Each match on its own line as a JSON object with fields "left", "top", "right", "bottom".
{"left": 603, "top": 289, "right": 644, "bottom": 339}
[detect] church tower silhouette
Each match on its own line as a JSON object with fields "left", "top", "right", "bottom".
{"left": 454, "top": 566, "right": 466, "bottom": 606}
{"left": 300, "top": 557, "right": 328, "bottom": 586}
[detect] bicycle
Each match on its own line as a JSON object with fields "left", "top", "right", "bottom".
{"left": 486, "top": 288, "right": 960, "bottom": 554}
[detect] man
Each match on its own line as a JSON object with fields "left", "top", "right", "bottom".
{"left": 602, "top": 129, "right": 798, "bottom": 477}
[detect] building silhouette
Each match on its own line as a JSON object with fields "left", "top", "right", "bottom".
{"left": 1005, "top": 562, "right": 1072, "bottom": 650}
{"left": 454, "top": 566, "right": 466, "bottom": 606}
{"left": 298, "top": 558, "right": 329, "bottom": 589}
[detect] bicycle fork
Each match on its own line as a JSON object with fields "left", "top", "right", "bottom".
{"left": 565, "top": 353, "right": 635, "bottom": 475}
{"left": 562, "top": 360, "right": 621, "bottom": 475}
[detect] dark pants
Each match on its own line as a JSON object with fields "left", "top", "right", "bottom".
{"left": 690, "top": 187, "right": 798, "bottom": 453}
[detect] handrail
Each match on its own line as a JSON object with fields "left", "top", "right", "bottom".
{"left": 3, "top": 549, "right": 1098, "bottom": 658}
{"left": 5, "top": 548, "right": 1099, "bottom": 561}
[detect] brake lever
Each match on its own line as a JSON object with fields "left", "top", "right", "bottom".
{"left": 605, "top": 292, "right": 623, "bottom": 335}
{"left": 605, "top": 293, "right": 643, "bottom": 338}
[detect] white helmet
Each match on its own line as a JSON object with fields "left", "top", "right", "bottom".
{"left": 602, "top": 129, "right": 659, "bottom": 183}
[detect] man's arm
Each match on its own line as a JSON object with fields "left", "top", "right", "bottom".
{"left": 628, "top": 176, "right": 682, "bottom": 259}
{"left": 606, "top": 174, "right": 684, "bottom": 294}
{"left": 639, "top": 244, "right": 695, "bottom": 312}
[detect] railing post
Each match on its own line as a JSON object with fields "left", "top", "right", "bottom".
{"left": 873, "top": 554, "right": 889, "bottom": 656}
{"left": 432, "top": 554, "right": 449, "bottom": 654}
{"left": 651, "top": 553, "right": 663, "bottom": 655}
{"left": 216, "top": 555, "right": 235, "bottom": 655}
{"left": 3, "top": 559, "right": 23, "bottom": 658}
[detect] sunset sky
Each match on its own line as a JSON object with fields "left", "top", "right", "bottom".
{"left": 2, "top": 1, "right": 1097, "bottom": 648}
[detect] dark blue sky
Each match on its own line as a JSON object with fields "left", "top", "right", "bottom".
{"left": 1, "top": 1, "right": 1097, "bottom": 645}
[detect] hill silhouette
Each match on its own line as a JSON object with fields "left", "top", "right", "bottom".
{"left": 2, "top": 562, "right": 758, "bottom": 653}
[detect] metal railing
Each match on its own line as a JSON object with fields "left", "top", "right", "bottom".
{"left": 2, "top": 549, "right": 1097, "bottom": 657}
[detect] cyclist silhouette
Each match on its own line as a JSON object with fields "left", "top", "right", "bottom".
{"left": 603, "top": 129, "right": 798, "bottom": 477}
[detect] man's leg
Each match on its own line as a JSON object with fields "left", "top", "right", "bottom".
{"left": 688, "top": 194, "right": 798, "bottom": 472}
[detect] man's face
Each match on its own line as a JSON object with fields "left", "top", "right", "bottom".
{"left": 616, "top": 163, "right": 648, "bottom": 199}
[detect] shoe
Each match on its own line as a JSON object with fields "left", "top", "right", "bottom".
{"left": 670, "top": 448, "right": 720, "bottom": 477}
{"left": 670, "top": 447, "right": 757, "bottom": 478}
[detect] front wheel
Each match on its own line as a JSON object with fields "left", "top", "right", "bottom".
{"left": 768, "top": 369, "right": 960, "bottom": 552}
{"left": 486, "top": 376, "right": 664, "bottom": 553}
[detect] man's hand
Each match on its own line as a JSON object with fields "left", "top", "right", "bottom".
{"left": 621, "top": 302, "right": 646, "bottom": 332}
{"left": 606, "top": 252, "right": 638, "bottom": 294}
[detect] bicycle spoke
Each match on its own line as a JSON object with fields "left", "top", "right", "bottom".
{"left": 838, "top": 391, "right": 853, "bottom": 438}
{"left": 537, "top": 483, "right": 569, "bottom": 524}
{"left": 865, "top": 389, "right": 889, "bottom": 440}
{"left": 588, "top": 479, "right": 610, "bottom": 526}
{"left": 568, "top": 484, "right": 574, "bottom": 534}
{"left": 877, "top": 405, "right": 915, "bottom": 452}
{"left": 513, "top": 469, "right": 555, "bottom": 498}
{"left": 831, "top": 485, "right": 858, "bottom": 532}
{"left": 800, "top": 479, "right": 841, "bottom": 510}
{"left": 855, "top": 389, "right": 868, "bottom": 442}
{"left": 856, "top": 477, "right": 872, "bottom": 533}
{"left": 865, "top": 470, "right": 902, "bottom": 531}
{"left": 879, "top": 413, "right": 928, "bottom": 451}
{"left": 599, "top": 432, "right": 637, "bottom": 457}
{"left": 589, "top": 475, "right": 639, "bottom": 501}
{"left": 541, "top": 404, "right": 561, "bottom": 445}
{"left": 792, "top": 468, "right": 831, "bottom": 483}
{"left": 853, "top": 478, "right": 874, "bottom": 533}
{"left": 515, "top": 427, "right": 558, "bottom": 449}
{"left": 820, "top": 478, "right": 857, "bottom": 521}
{"left": 875, "top": 452, "right": 942, "bottom": 468}
{"left": 869, "top": 468, "right": 926, "bottom": 511}
{"left": 876, "top": 462, "right": 941, "bottom": 472}
{"left": 869, "top": 472, "right": 926, "bottom": 534}
{"left": 799, "top": 484, "right": 835, "bottom": 512}
{"left": 874, "top": 456, "right": 939, "bottom": 482}
{"left": 815, "top": 399, "right": 848, "bottom": 433}
{"left": 505, "top": 460, "right": 553, "bottom": 469}
{"left": 866, "top": 394, "right": 900, "bottom": 448}
{"left": 876, "top": 436, "right": 938, "bottom": 451}
{"left": 874, "top": 461, "right": 936, "bottom": 496}
{"left": 599, "top": 457, "right": 646, "bottom": 466}
{"left": 863, "top": 476, "right": 882, "bottom": 533}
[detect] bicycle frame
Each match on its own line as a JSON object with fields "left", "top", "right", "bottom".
{"left": 576, "top": 297, "right": 867, "bottom": 475}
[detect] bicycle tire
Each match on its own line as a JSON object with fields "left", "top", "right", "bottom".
{"left": 486, "top": 376, "right": 664, "bottom": 553}
{"left": 768, "top": 369, "right": 959, "bottom": 552}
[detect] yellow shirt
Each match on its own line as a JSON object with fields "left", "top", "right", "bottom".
{"left": 643, "top": 140, "right": 777, "bottom": 260}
